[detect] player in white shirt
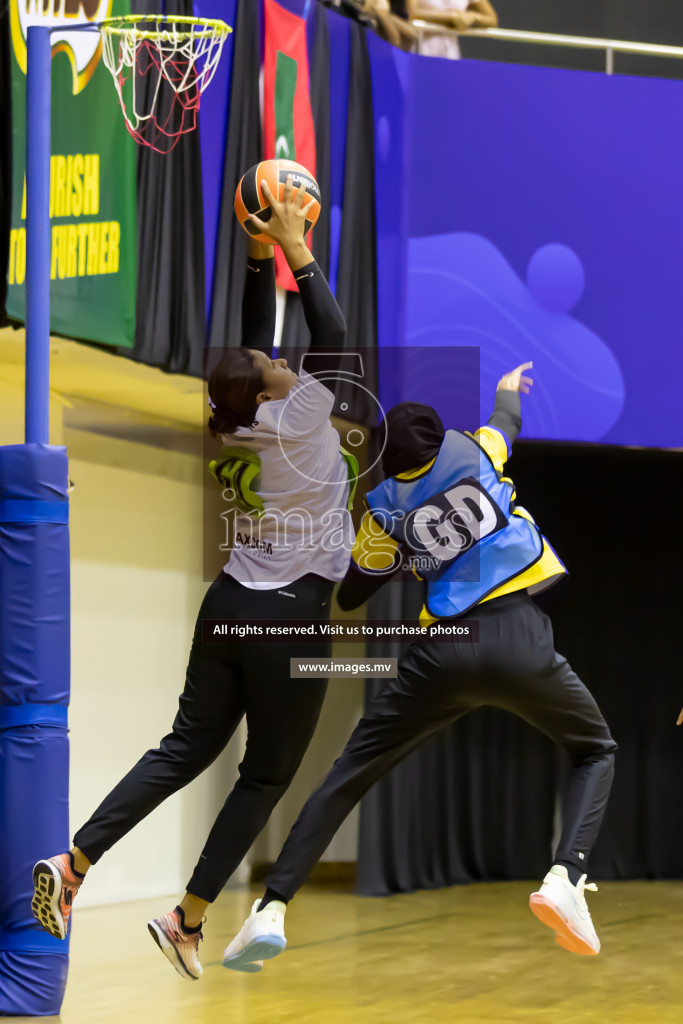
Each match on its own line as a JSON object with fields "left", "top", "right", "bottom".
{"left": 31, "top": 177, "right": 355, "bottom": 982}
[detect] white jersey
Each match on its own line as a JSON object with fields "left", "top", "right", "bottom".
{"left": 220, "top": 371, "right": 354, "bottom": 588}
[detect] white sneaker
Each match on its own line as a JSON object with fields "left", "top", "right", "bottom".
{"left": 529, "top": 865, "right": 600, "bottom": 956}
{"left": 222, "top": 899, "right": 287, "bottom": 972}
{"left": 243, "top": 959, "right": 264, "bottom": 973}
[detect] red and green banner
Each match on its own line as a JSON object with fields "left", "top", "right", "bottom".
{"left": 6, "top": 0, "right": 136, "bottom": 348}
{"left": 263, "top": 0, "right": 317, "bottom": 291}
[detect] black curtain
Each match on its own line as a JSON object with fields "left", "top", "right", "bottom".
{"left": 0, "top": 4, "right": 11, "bottom": 325}
{"left": 331, "top": 22, "right": 379, "bottom": 428}
{"left": 130, "top": 0, "right": 206, "bottom": 374}
{"left": 207, "top": 0, "right": 261, "bottom": 353}
{"left": 279, "top": 1, "right": 332, "bottom": 354}
{"left": 336, "top": 22, "right": 378, "bottom": 356}
{"left": 357, "top": 444, "right": 683, "bottom": 892}
{"left": 464, "top": 0, "right": 683, "bottom": 78}
{"left": 308, "top": 3, "right": 332, "bottom": 280}
{"left": 281, "top": 14, "right": 379, "bottom": 430}
{"left": 512, "top": 444, "right": 683, "bottom": 880}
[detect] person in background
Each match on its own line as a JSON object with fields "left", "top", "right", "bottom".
{"left": 325, "top": 0, "right": 419, "bottom": 50}
{"left": 362, "top": 0, "right": 421, "bottom": 50}
{"left": 397, "top": 0, "right": 498, "bottom": 59}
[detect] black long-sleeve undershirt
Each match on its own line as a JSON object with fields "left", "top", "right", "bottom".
{"left": 240, "top": 256, "right": 346, "bottom": 356}
{"left": 293, "top": 261, "right": 347, "bottom": 351}
{"left": 241, "top": 257, "right": 277, "bottom": 353}
{"left": 487, "top": 388, "right": 521, "bottom": 446}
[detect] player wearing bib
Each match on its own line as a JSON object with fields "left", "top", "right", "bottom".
{"left": 31, "top": 177, "right": 355, "bottom": 981}
{"left": 222, "top": 362, "right": 617, "bottom": 970}
{"left": 361, "top": 417, "right": 564, "bottom": 623}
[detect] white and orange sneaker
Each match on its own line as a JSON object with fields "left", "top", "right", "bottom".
{"left": 148, "top": 908, "right": 204, "bottom": 981}
{"left": 222, "top": 899, "right": 287, "bottom": 972}
{"left": 529, "top": 865, "right": 600, "bottom": 956}
{"left": 32, "top": 853, "right": 84, "bottom": 940}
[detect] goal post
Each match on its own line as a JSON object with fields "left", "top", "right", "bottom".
{"left": 0, "top": 15, "right": 230, "bottom": 1016}
{"left": 25, "top": 24, "right": 53, "bottom": 446}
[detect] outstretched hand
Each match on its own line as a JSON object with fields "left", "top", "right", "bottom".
{"left": 677, "top": 708, "right": 683, "bottom": 726}
{"left": 497, "top": 362, "right": 534, "bottom": 394}
{"left": 249, "top": 175, "right": 316, "bottom": 254}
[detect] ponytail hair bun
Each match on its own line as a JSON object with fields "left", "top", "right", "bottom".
{"left": 207, "top": 349, "right": 264, "bottom": 437}
{"left": 208, "top": 407, "right": 256, "bottom": 437}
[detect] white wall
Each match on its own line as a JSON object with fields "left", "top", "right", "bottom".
{"left": 66, "top": 443, "right": 251, "bottom": 907}
{"left": 68, "top": 445, "right": 363, "bottom": 907}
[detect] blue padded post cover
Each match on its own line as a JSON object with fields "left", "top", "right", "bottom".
{"left": 0, "top": 444, "right": 70, "bottom": 1015}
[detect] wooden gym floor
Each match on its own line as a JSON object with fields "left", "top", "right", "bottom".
{"left": 9, "top": 881, "right": 683, "bottom": 1024}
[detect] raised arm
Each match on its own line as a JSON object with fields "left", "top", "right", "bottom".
{"left": 248, "top": 176, "right": 346, "bottom": 352}
{"left": 241, "top": 237, "right": 275, "bottom": 354}
{"left": 291, "top": 261, "right": 347, "bottom": 351}
{"left": 474, "top": 362, "right": 533, "bottom": 471}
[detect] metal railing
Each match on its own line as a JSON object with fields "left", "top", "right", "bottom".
{"left": 412, "top": 24, "right": 683, "bottom": 74}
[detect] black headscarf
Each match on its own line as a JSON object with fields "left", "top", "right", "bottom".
{"left": 380, "top": 402, "right": 445, "bottom": 478}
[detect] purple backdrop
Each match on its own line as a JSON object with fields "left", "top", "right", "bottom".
{"left": 369, "top": 37, "right": 683, "bottom": 447}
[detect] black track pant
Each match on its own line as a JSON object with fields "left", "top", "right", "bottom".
{"left": 267, "top": 591, "right": 617, "bottom": 900}
{"left": 73, "top": 571, "right": 334, "bottom": 903}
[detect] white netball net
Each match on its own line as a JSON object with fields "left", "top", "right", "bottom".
{"left": 101, "top": 16, "right": 231, "bottom": 154}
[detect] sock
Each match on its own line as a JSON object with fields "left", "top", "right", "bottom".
{"left": 556, "top": 860, "right": 584, "bottom": 887}
{"left": 258, "top": 888, "right": 289, "bottom": 913}
{"left": 175, "top": 905, "right": 203, "bottom": 934}
{"left": 68, "top": 852, "right": 86, "bottom": 880}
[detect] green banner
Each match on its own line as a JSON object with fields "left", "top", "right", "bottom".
{"left": 7, "top": 0, "right": 136, "bottom": 349}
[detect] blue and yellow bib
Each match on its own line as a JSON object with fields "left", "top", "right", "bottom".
{"left": 365, "top": 430, "right": 548, "bottom": 619}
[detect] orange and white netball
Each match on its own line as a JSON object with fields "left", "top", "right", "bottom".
{"left": 234, "top": 159, "right": 321, "bottom": 244}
